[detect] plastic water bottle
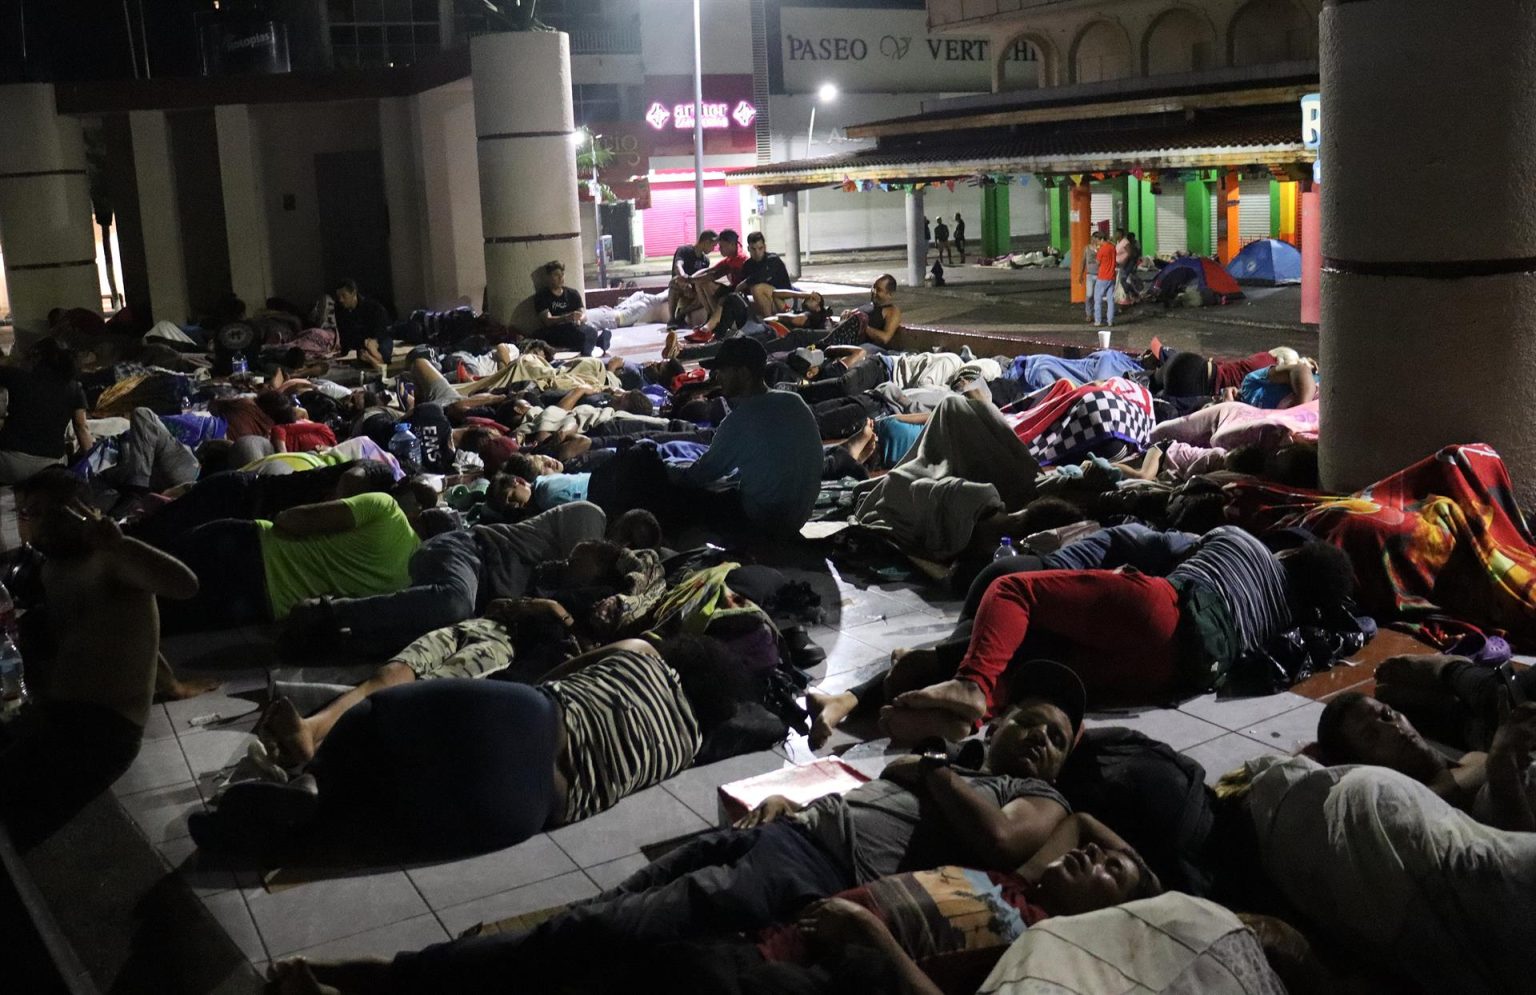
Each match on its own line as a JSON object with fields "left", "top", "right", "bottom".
{"left": 993, "top": 536, "right": 1016, "bottom": 561}
{"left": 231, "top": 354, "right": 248, "bottom": 376}
{"left": 389, "top": 421, "right": 423, "bottom": 468}
{"left": 0, "top": 580, "right": 17, "bottom": 642}
{"left": 0, "top": 636, "right": 27, "bottom": 718}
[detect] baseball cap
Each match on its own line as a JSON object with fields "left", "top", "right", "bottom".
{"left": 1006, "top": 659, "right": 1087, "bottom": 737}
{"left": 785, "top": 348, "right": 822, "bottom": 376}
{"left": 698, "top": 336, "right": 767, "bottom": 376}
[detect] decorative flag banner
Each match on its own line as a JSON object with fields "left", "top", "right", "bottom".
{"left": 1017, "top": 175, "right": 1029, "bottom": 187}
{"left": 946, "top": 179, "right": 956, "bottom": 192}
{"left": 1131, "top": 167, "right": 1145, "bottom": 180}
{"left": 1069, "top": 174, "right": 1084, "bottom": 186}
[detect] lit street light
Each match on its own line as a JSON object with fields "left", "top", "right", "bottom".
{"left": 805, "top": 82, "right": 838, "bottom": 265}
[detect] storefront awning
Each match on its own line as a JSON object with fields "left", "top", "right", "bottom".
{"left": 728, "top": 113, "right": 1313, "bottom": 194}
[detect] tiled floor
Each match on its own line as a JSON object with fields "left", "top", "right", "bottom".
{"left": 116, "top": 554, "right": 1400, "bottom": 975}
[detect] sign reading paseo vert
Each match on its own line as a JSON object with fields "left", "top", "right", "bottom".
{"left": 777, "top": 6, "right": 1039, "bottom": 94}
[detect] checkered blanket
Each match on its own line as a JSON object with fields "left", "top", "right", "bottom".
{"left": 1006, "top": 377, "right": 1154, "bottom": 466}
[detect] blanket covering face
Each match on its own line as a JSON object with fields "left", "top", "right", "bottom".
{"left": 1225, "top": 443, "right": 1536, "bottom": 647}
{"left": 1006, "top": 377, "right": 1154, "bottom": 467}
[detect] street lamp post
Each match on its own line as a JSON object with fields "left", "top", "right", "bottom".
{"left": 692, "top": 0, "right": 705, "bottom": 231}
{"left": 590, "top": 130, "right": 606, "bottom": 289}
{"left": 804, "top": 82, "right": 837, "bottom": 265}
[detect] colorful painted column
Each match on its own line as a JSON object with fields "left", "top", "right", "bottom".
{"left": 1320, "top": 1, "right": 1536, "bottom": 508}
{"left": 1049, "top": 184, "right": 1068, "bottom": 255}
{"left": 1131, "top": 177, "right": 1157, "bottom": 258}
{"left": 1301, "top": 182, "right": 1320, "bottom": 324}
{"left": 1068, "top": 181, "right": 1091, "bottom": 305}
{"left": 1277, "top": 180, "right": 1300, "bottom": 246}
{"left": 1219, "top": 169, "right": 1241, "bottom": 264}
{"left": 981, "top": 183, "right": 1011, "bottom": 258}
{"left": 472, "top": 31, "right": 584, "bottom": 322}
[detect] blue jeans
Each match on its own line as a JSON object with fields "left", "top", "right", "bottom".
{"left": 1084, "top": 276, "right": 1098, "bottom": 317}
{"left": 1094, "top": 276, "right": 1117, "bottom": 326}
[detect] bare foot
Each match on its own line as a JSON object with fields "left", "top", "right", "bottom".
{"left": 807, "top": 690, "right": 857, "bottom": 749}
{"left": 263, "top": 697, "right": 319, "bottom": 767}
{"left": 878, "top": 704, "right": 975, "bottom": 745}
{"left": 891, "top": 679, "right": 988, "bottom": 722}
{"left": 272, "top": 957, "right": 393, "bottom": 995}
{"left": 271, "top": 959, "right": 338, "bottom": 995}
{"left": 155, "top": 670, "right": 222, "bottom": 702}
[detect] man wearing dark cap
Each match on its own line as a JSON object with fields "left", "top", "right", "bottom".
{"left": 680, "top": 337, "right": 823, "bottom": 534}
{"left": 361, "top": 661, "right": 1089, "bottom": 994}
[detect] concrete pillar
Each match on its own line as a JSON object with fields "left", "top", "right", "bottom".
{"left": 1219, "top": 169, "right": 1240, "bottom": 265}
{"left": 1068, "top": 182, "right": 1091, "bottom": 305}
{"left": 1048, "top": 184, "right": 1066, "bottom": 255}
{"left": 379, "top": 96, "right": 426, "bottom": 313}
{"left": 1137, "top": 177, "right": 1158, "bottom": 259}
{"left": 1301, "top": 184, "right": 1320, "bottom": 325}
{"left": 782, "top": 192, "right": 801, "bottom": 280}
{"left": 214, "top": 105, "right": 274, "bottom": 309}
{"left": 472, "top": 32, "right": 583, "bottom": 323}
{"left": 904, "top": 188, "right": 925, "bottom": 288}
{"left": 128, "top": 110, "right": 191, "bottom": 325}
{"left": 1320, "top": 1, "right": 1536, "bottom": 506}
{"left": 0, "top": 84, "right": 99, "bottom": 342}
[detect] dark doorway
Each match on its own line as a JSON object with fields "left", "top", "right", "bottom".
{"left": 314, "top": 150, "right": 394, "bottom": 315}
{"left": 168, "top": 109, "right": 232, "bottom": 321}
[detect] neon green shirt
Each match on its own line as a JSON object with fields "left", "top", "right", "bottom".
{"left": 257, "top": 492, "right": 419, "bottom": 619}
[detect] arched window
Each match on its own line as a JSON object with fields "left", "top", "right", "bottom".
{"left": 1230, "top": 0, "right": 1317, "bottom": 66}
{"left": 1072, "top": 20, "right": 1133, "bottom": 84}
{"left": 1144, "top": 8, "right": 1217, "bottom": 76}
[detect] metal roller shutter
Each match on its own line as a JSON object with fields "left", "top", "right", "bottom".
{"left": 1091, "top": 191, "right": 1113, "bottom": 232}
{"left": 1155, "top": 189, "right": 1187, "bottom": 255}
{"left": 1238, "top": 179, "right": 1272, "bottom": 243}
{"left": 641, "top": 182, "right": 742, "bottom": 258}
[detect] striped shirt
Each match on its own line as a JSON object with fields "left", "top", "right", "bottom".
{"left": 1167, "top": 526, "right": 1290, "bottom": 654}
{"left": 544, "top": 649, "right": 701, "bottom": 824}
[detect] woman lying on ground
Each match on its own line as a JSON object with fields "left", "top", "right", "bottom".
{"left": 192, "top": 635, "right": 748, "bottom": 856}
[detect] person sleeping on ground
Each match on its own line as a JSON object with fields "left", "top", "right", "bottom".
{"left": 1233, "top": 753, "right": 1536, "bottom": 994}
{"left": 190, "top": 635, "right": 750, "bottom": 856}
{"left": 1148, "top": 346, "right": 1305, "bottom": 401}
{"left": 155, "top": 483, "right": 435, "bottom": 634}
{"left": 868, "top": 526, "right": 1356, "bottom": 744}
{"left": 126, "top": 459, "right": 396, "bottom": 548}
{"left": 256, "top": 660, "right": 1092, "bottom": 994}
{"left": 273, "top": 819, "right": 1160, "bottom": 995}
{"left": 260, "top": 539, "right": 664, "bottom": 765}
{"left": 1316, "top": 684, "right": 1536, "bottom": 832}
{"left": 281, "top": 501, "right": 609, "bottom": 659}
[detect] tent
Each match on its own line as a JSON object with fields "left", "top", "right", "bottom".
{"left": 1227, "top": 238, "right": 1302, "bottom": 286}
{"left": 1149, "top": 256, "right": 1245, "bottom": 303}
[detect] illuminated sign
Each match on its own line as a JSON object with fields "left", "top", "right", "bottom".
{"left": 645, "top": 100, "right": 758, "bottom": 131}
{"left": 1301, "top": 93, "right": 1321, "bottom": 149}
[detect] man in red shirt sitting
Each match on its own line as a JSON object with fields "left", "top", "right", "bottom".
{"left": 687, "top": 229, "right": 750, "bottom": 337}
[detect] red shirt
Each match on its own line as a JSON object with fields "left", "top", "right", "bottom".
{"left": 716, "top": 249, "right": 749, "bottom": 288}
{"left": 1213, "top": 351, "right": 1277, "bottom": 391}
{"left": 271, "top": 420, "right": 337, "bottom": 453}
{"left": 1095, "top": 242, "right": 1118, "bottom": 282}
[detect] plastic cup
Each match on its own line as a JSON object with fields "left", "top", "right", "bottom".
{"left": 1097, "top": 329, "right": 1112, "bottom": 351}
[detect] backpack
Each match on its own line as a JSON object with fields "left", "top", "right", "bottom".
{"left": 1055, "top": 726, "right": 1216, "bottom": 895}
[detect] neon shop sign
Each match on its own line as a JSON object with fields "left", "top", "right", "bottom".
{"left": 646, "top": 100, "right": 758, "bottom": 131}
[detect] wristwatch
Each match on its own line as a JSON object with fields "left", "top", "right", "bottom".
{"left": 917, "top": 750, "right": 951, "bottom": 774}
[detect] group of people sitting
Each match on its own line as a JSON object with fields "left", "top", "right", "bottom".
{"left": 2, "top": 256, "right": 1534, "bottom": 995}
